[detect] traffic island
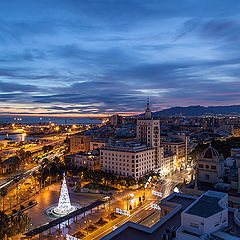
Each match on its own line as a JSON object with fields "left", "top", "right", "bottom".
{"left": 73, "top": 231, "right": 85, "bottom": 239}
{"left": 95, "top": 217, "right": 108, "bottom": 226}
{"left": 84, "top": 224, "right": 97, "bottom": 233}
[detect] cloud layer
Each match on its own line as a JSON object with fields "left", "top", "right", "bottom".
{"left": 0, "top": 0, "right": 240, "bottom": 115}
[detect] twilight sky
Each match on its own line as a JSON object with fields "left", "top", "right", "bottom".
{"left": 0, "top": 0, "right": 240, "bottom": 116}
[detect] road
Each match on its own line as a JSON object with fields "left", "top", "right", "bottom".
{"left": 0, "top": 134, "right": 65, "bottom": 159}
{"left": 63, "top": 170, "right": 191, "bottom": 240}
{"left": 0, "top": 137, "right": 66, "bottom": 190}
{"left": 0, "top": 146, "right": 66, "bottom": 213}
{"left": 159, "top": 169, "right": 192, "bottom": 198}
{"left": 16, "top": 169, "right": 192, "bottom": 240}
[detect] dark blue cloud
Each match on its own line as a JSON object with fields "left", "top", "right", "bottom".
{"left": 0, "top": 0, "right": 240, "bottom": 115}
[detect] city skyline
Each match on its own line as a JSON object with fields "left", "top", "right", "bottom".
{"left": 1, "top": 0, "right": 240, "bottom": 116}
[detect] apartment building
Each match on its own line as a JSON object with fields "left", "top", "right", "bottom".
{"left": 90, "top": 138, "right": 107, "bottom": 150}
{"left": 67, "top": 150, "right": 100, "bottom": 171}
{"left": 162, "top": 152, "right": 176, "bottom": 175}
{"left": 100, "top": 142, "right": 154, "bottom": 179}
{"left": 109, "top": 114, "right": 123, "bottom": 126}
{"left": 161, "top": 138, "right": 186, "bottom": 170}
{"left": 69, "top": 132, "right": 94, "bottom": 153}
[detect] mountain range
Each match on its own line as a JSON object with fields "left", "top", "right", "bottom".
{"left": 150, "top": 105, "right": 240, "bottom": 117}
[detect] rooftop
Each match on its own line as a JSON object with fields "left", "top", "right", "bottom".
{"left": 77, "top": 150, "right": 100, "bottom": 156}
{"left": 161, "top": 138, "right": 184, "bottom": 143}
{"left": 3, "top": 156, "right": 20, "bottom": 164}
{"left": 100, "top": 192, "right": 240, "bottom": 240}
{"left": 101, "top": 142, "right": 153, "bottom": 153}
{"left": 185, "top": 194, "right": 224, "bottom": 218}
{"left": 201, "top": 145, "right": 219, "bottom": 159}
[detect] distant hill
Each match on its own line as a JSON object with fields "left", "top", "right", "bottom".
{"left": 151, "top": 105, "right": 240, "bottom": 117}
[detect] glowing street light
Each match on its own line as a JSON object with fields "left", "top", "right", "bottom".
{"left": 22, "top": 133, "right": 26, "bottom": 141}
{"left": 174, "top": 187, "right": 179, "bottom": 193}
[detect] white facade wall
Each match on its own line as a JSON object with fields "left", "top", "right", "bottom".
{"left": 72, "top": 154, "right": 100, "bottom": 170}
{"left": 204, "top": 209, "right": 228, "bottom": 233}
{"left": 137, "top": 119, "right": 161, "bottom": 170}
{"left": 90, "top": 141, "right": 106, "bottom": 150}
{"left": 100, "top": 148, "right": 154, "bottom": 179}
{"left": 162, "top": 141, "right": 186, "bottom": 169}
{"left": 179, "top": 191, "right": 228, "bottom": 239}
{"left": 181, "top": 213, "right": 205, "bottom": 235}
{"left": 181, "top": 210, "right": 228, "bottom": 236}
{"left": 162, "top": 153, "right": 177, "bottom": 175}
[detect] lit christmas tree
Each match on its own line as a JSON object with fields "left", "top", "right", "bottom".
{"left": 54, "top": 173, "right": 75, "bottom": 215}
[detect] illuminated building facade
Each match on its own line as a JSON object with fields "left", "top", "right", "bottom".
{"left": 136, "top": 101, "right": 162, "bottom": 171}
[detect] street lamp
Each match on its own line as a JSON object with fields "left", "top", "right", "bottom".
{"left": 174, "top": 187, "right": 179, "bottom": 193}
{"left": 7, "top": 197, "right": 11, "bottom": 210}
{"left": 107, "top": 209, "right": 110, "bottom": 222}
{"left": 84, "top": 218, "right": 91, "bottom": 235}
{"left": 56, "top": 126, "right": 60, "bottom": 135}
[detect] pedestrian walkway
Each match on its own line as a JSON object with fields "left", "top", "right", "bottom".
{"left": 24, "top": 200, "right": 104, "bottom": 239}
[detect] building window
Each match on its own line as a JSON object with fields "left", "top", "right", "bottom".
{"left": 211, "top": 166, "right": 216, "bottom": 170}
{"left": 205, "top": 174, "right": 210, "bottom": 179}
{"left": 198, "top": 164, "right": 204, "bottom": 168}
{"left": 205, "top": 165, "right": 209, "bottom": 169}
{"left": 190, "top": 223, "right": 199, "bottom": 228}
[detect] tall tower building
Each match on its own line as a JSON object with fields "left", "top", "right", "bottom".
{"left": 145, "top": 98, "right": 151, "bottom": 119}
{"left": 137, "top": 100, "right": 162, "bottom": 170}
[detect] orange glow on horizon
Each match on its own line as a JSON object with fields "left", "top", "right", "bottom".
{"left": 0, "top": 112, "right": 142, "bottom": 118}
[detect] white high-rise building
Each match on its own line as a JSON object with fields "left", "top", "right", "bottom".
{"left": 137, "top": 100, "right": 162, "bottom": 170}
{"left": 100, "top": 142, "right": 155, "bottom": 179}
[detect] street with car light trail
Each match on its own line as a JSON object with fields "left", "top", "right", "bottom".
{"left": 82, "top": 169, "right": 192, "bottom": 240}
{"left": 0, "top": 146, "right": 66, "bottom": 214}
{"left": 0, "top": 133, "right": 68, "bottom": 191}
{"left": 38, "top": 169, "right": 192, "bottom": 240}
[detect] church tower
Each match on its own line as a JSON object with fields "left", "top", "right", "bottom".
{"left": 145, "top": 98, "right": 151, "bottom": 119}
{"left": 137, "top": 98, "right": 162, "bottom": 171}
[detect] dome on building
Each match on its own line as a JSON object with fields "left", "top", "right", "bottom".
{"left": 201, "top": 145, "right": 219, "bottom": 160}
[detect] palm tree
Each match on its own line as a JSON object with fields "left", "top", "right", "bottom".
{"left": 13, "top": 176, "right": 20, "bottom": 206}
{"left": 47, "top": 164, "right": 52, "bottom": 185}
{"left": 32, "top": 172, "right": 38, "bottom": 192}
{"left": 42, "top": 158, "right": 49, "bottom": 167}
{"left": 0, "top": 188, "right": 7, "bottom": 211}
{"left": 0, "top": 211, "right": 9, "bottom": 239}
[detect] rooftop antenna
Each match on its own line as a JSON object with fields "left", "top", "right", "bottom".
{"left": 145, "top": 97, "right": 151, "bottom": 119}
{"left": 147, "top": 97, "right": 150, "bottom": 109}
